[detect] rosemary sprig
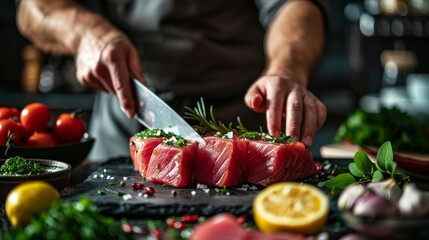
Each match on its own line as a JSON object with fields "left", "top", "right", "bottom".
{"left": 184, "top": 98, "right": 246, "bottom": 135}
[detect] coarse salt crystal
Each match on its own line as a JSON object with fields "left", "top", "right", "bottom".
{"left": 93, "top": 175, "right": 98, "bottom": 179}
{"left": 196, "top": 184, "right": 207, "bottom": 189}
{"left": 123, "top": 177, "right": 128, "bottom": 181}
{"left": 191, "top": 190, "right": 196, "bottom": 196}
{"left": 100, "top": 174, "right": 104, "bottom": 178}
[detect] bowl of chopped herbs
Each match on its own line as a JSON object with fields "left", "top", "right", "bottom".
{"left": 0, "top": 156, "right": 71, "bottom": 202}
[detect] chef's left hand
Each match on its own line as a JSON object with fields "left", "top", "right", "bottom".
{"left": 245, "top": 75, "right": 326, "bottom": 147}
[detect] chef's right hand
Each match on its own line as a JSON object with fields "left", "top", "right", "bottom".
{"left": 75, "top": 20, "right": 145, "bottom": 118}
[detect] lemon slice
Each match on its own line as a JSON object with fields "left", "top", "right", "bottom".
{"left": 253, "top": 182, "right": 329, "bottom": 235}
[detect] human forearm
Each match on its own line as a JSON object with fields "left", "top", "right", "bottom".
{"left": 16, "top": 0, "right": 114, "bottom": 55}
{"left": 263, "top": 0, "right": 325, "bottom": 86}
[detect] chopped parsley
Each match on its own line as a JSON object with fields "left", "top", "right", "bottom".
{"left": 162, "top": 136, "right": 188, "bottom": 147}
{"left": 0, "top": 156, "right": 47, "bottom": 175}
{"left": 238, "top": 132, "right": 292, "bottom": 144}
{"left": 135, "top": 128, "right": 174, "bottom": 139}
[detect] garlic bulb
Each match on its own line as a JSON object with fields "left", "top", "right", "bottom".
{"left": 397, "top": 183, "right": 429, "bottom": 217}
{"left": 352, "top": 191, "right": 396, "bottom": 217}
{"left": 337, "top": 184, "right": 367, "bottom": 211}
{"left": 367, "top": 178, "right": 402, "bottom": 204}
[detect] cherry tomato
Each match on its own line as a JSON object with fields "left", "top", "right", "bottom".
{"left": 26, "top": 132, "right": 58, "bottom": 147}
{"left": 20, "top": 103, "right": 51, "bottom": 132}
{"left": 54, "top": 113, "right": 87, "bottom": 143}
{"left": 0, "top": 119, "right": 26, "bottom": 146}
{"left": 0, "top": 107, "right": 20, "bottom": 121}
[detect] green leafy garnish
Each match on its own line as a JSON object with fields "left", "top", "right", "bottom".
{"left": 324, "top": 141, "right": 410, "bottom": 191}
{"left": 335, "top": 107, "right": 429, "bottom": 153}
{"left": 135, "top": 128, "right": 175, "bottom": 139}
{"left": 3, "top": 197, "right": 134, "bottom": 240}
{"left": 0, "top": 156, "right": 47, "bottom": 175}
{"left": 184, "top": 98, "right": 244, "bottom": 134}
{"left": 218, "top": 186, "right": 228, "bottom": 195}
{"left": 184, "top": 98, "right": 293, "bottom": 143}
{"left": 162, "top": 135, "right": 188, "bottom": 147}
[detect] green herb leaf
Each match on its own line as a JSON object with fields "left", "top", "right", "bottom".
{"left": 324, "top": 173, "right": 356, "bottom": 191}
{"left": 372, "top": 170, "right": 384, "bottom": 182}
{"left": 376, "top": 141, "right": 393, "bottom": 172}
{"left": 354, "top": 151, "right": 373, "bottom": 174}
{"left": 349, "top": 163, "right": 364, "bottom": 177}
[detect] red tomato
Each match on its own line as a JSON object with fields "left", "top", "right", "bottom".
{"left": 54, "top": 113, "right": 87, "bottom": 143}
{"left": 26, "top": 132, "right": 58, "bottom": 147}
{"left": 0, "top": 119, "right": 26, "bottom": 146}
{"left": 20, "top": 103, "right": 51, "bottom": 132}
{"left": 0, "top": 107, "right": 20, "bottom": 121}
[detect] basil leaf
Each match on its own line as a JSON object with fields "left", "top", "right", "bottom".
{"left": 349, "top": 163, "right": 364, "bottom": 177}
{"left": 354, "top": 151, "right": 373, "bottom": 174}
{"left": 324, "top": 173, "right": 356, "bottom": 191}
{"left": 372, "top": 170, "right": 384, "bottom": 182}
{"left": 376, "top": 141, "right": 393, "bottom": 171}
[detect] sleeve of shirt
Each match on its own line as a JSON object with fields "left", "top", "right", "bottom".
{"left": 254, "top": 0, "right": 329, "bottom": 30}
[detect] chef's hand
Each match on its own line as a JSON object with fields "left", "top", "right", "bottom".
{"left": 245, "top": 75, "right": 326, "bottom": 147}
{"left": 75, "top": 20, "right": 145, "bottom": 118}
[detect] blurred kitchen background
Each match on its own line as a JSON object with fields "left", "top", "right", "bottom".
{"left": 1, "top": 0, "right": 429, "bottom": 156}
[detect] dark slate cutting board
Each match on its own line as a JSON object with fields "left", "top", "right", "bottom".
{"left": 67, "top": 158, "right": 262, "bottom": 218}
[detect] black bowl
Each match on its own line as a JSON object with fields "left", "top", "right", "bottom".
{"left": 0, "top": 135, "right": 95, "bottom": 167}
{"left": 0, "top": 158, "right": 72, "bottom": 202}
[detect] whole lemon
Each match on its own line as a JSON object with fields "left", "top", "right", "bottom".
{"left": 6, "top": 181, "right": 60, "bottom": 227}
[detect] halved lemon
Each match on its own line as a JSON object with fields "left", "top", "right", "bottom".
{"left": 253, "top": 182, "right": 329, "bottom": 235}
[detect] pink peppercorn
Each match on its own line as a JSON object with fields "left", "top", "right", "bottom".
{"left": 132, "top": 182, "right": 145, "bottom": 190}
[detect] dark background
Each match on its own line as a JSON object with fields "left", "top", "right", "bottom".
{"left": 1, "top": 0, "right": 429, "bottom": 156}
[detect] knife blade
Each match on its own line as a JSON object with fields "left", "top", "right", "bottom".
{"left": 130, "top": 78, "right": 204, "bottom": 143}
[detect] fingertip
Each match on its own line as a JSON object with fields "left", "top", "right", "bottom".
{"left": 251, "top": 94, "right": 263, "bottom": 109}
{"left": 302, "top": 135, "right": 313, "bottom": 147}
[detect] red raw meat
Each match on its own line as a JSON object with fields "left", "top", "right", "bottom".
{"left": 146, "top": 141, "right": 198, "bottom": 187}
{"left": 129, "top": 136, "right": 164, "bottom": 177}
{"left": 194, "top": 136, "right": 246, "bottom": 187}
{"left": 129, "top": 136, "right": 138, "bottom": 169}
{"left": 191, "top": 213, "right": 312, "bottom": 240}
{"left": 245, "top": 141, "right": 317, "bottom": 186}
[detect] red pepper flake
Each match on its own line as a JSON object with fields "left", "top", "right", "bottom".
{"left": 167, "top": 218, "right": 177, "bottom": 228}
{"left": 132, "top": 182, "right": 145, "bottom": 190}
{"left": 181, "top": 214, "right": 199, "bottom": 223}
{"left": 331, "top": 168, "right": 338, "bottom": 176}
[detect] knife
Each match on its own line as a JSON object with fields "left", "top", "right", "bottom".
{"left": 130, "top": 78, "right": 204, "bottom": 143}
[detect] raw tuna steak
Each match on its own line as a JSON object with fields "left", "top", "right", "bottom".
{"left": 146, "top": 141, "right": 198, "bottom": 187}
{"left": 194, "top": 136, "right": 246, "bottom": 187}
{"left": 191, "top": 213, "right": 311, "bottom": 240}
{"left": 129, "top": 136, "right": 164, "bottom": 177}
{"left": 245, "top": 141, "right": 317, "bottom": 186}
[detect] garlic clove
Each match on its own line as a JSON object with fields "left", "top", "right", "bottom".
{"left": 353, "top": 191, "right": 396, "bottom": 217}
{"left": 367, "top": 178, "right": 403, "bottom": 204}
{"left": 338, "top": 184, "right": 367, "bottom": 211}
{"left": 397, "top": 183, "right": 429, "bottom": 217}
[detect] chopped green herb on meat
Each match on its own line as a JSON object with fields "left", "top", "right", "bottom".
{"left": 0, "top": 156, "right": 47, "bottom": 175}
{"left": 135, "top": 128, "right": 174, "bottom": 139}
{"left": 162, "top": 135, "right": 188, "bottom": 147}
